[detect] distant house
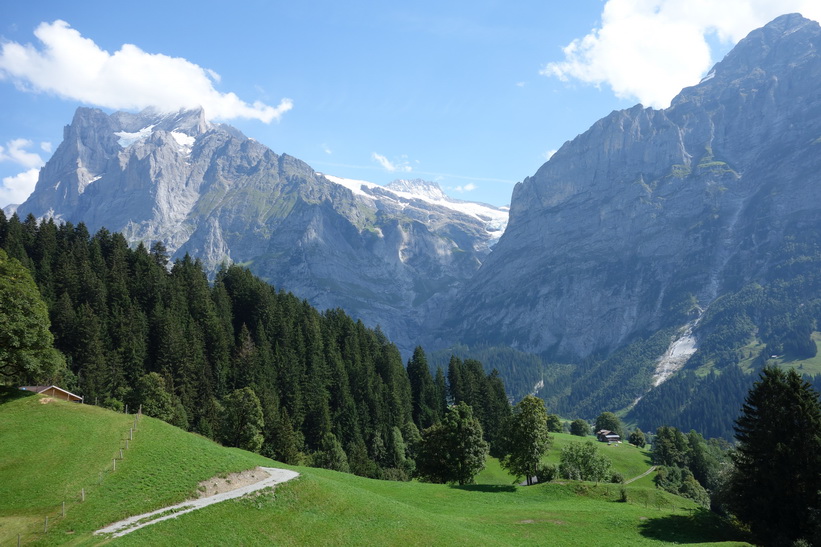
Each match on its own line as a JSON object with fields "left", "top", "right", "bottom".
{"left": 19, "top": 385, "right": 83, "bottom": 403}
{"left": 596, "top": 429, "right": 620, "bottom": 443}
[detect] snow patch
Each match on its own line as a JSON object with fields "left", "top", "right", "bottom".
{"left": 322, "top": 174, "right": 509, "bottom": 240}
{"left": 699, "top": 70, "right": 715, "bottom": 83}
{"left": 171, "top": 131, "right": 195, "bottom": 149}
{"left": 115, "top": 125, "right": 156, "bottom": 148}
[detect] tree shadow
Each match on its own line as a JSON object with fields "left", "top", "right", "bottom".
{"left": 0, "top": 386, "right": 34, "bottom": 405}
{"left": 449, "top": 484, "right": 517, "bottom": 493}
{"left": 638, "top": 508, "right": 749, "bottom": 544}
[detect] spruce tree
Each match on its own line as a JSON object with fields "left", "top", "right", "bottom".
{"left": 726, "top": 367, "right": 821, "bottom": 545}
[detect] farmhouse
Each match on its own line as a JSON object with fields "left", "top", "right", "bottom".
{"left": 596, "top": 429, "right": 620, "bottom": 443}
{"left": 19, "top": 385, "right": 83, "bottom": 403}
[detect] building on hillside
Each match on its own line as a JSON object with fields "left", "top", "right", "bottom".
{"left": 596, "top": 429, "right": 620, "bottom": 443}
{"left": 19, "top": 385, "right": 83, "bottom": 403}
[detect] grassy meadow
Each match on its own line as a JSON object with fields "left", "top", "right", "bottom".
{"left": 0, "top": 388, "right": 750, "bottom": 546}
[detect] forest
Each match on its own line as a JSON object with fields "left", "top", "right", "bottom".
{"left": 0, "top": 211, "right": 511, "bottom": 480}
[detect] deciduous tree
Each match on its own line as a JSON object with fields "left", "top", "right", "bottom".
{"left": 501, "top": 395, "right": 552, "bottom": 485}
{"left": 0, "top": 249, "right": 65, "bottom": 384}
{"left": 570, "top": 418, "right": 590, "bottom": 437}
{"left": 559, "top": 440, "right": 612, "bottom": 483}
{"left": 415, "top": 402, "right": 488, "bottom": 485}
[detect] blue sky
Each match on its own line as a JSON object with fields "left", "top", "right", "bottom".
{"left": 1, "top": 1, "right": 819, "bottom": 208}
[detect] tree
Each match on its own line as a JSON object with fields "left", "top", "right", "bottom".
{"left": 559, "top": 440, "right": 612, "bottom": 483}
{"left": 407, "top": 347, "right": 439, "bottom": 429}
{"left": 546, "top": 413, "right": 563, "bottom": 433}
{"left": 628, "top": 428, "right": 646, "bottom": 448}
{"left": 594, "top": 411, "right": 624, "bottom": 438}
{"left": 0, "top": 249, "right": 66, "bottom": 384}
{"left": 652, "top": 426, "right": 689, "bottom": 467}
{"left": 221, "top": 387, "right": 265, "bottom": 452}
{"left": 570, "top": 419, "right": 590, "bottom": 437}
{"left": 136, "top": 372, "right": 175, "bottom": 422}
{"left": 415, "top": 402, "right": 488, "bottom": 485}
{"left": 501, "top": 395, "right": 552, "bottom": 485}
{"left": 726, "top": 367, "right": 821, "bottom": 545}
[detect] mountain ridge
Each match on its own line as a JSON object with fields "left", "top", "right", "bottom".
{"left": 15, "top": 107, "right": 507, "bottom": 354}
{"left": 443, "top": 13, "right": 821, "bottom": 361}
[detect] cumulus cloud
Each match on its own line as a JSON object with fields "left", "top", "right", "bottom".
{"left": 543, "top": 0, "right": 821, "bottom": 108}
{"left": 0, "top": 139, "right": 44, "bottom": 168}
{"left": 0, "top": 20, "right": 292, "bottom": 122}
{"left": 372, "top": 152, "right": 413, "bottom": 173}
{"left": 0, "top": 168, "right": 39, "bottom": 206}
{"left": 0, "top": 138, "right": 47, "bottom": 207}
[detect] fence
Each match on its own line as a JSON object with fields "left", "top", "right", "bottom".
{"left": 13, "top": 405, "right": 142, "bottom": 545}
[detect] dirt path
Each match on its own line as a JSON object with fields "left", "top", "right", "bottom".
{"left": 94, "top": 467, "right": 299, "bottom": 538}
{"left": 625, "top": 465, "right": 657, "bottom": 484}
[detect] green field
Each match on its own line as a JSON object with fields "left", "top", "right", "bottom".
{"left": 0, "top": 389, "right": 750, "bottom": 546}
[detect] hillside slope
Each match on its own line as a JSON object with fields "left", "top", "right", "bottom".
{"left": 0, "top": 389, "right": 747, "bottom": 546}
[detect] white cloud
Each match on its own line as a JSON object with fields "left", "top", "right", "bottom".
{"left": 0, "top": 168, "right": 39, "bottom": 206}
{"left": 322, "top": 143, "right": 332, "bottom": 155}
{"left": 0, "top": 20, "right": 292, "bottom": 122}
{"left": 40, "top": 141, "right": 52, "bottom": 154}
{"left": 543, "top": 0, "right": 821, "bottom": 108}
{"left": 543, "top": 149, "right": 557, "bottom": 161}
{"left": 372, "top": 152, "right": 412, "bottom": 173}
{"left": 0, "top": 138, "right": 44, "bottom": 168}
{"left": 453, "top": 183, "right": 477, "bottom": 193}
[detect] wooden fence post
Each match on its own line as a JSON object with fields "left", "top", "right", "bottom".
{"left": 44, "top": 516, "right": 48, "bottom": 533}
{"left": 113, "top": 458, "right": 116, "bottom": 472}
{"left": 81, "top": 488, "right": 85, "bottom": 502}
{"left": 62, "top": 501, "right": 65, "bottom": 517}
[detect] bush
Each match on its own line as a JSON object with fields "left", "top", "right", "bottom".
{"left": 536, "top": 463, "right": 558, "bottom": 483}
{"left": 610, "top": 471, "right": 624, "bottom": 484}
{"left": 570, "top": 419, "right": 590, "bottom": 436}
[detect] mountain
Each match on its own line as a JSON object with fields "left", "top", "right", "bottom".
{"left": 16, "top": 107, "right": 507, "bottom": 354}
{"left": 445, "top": 13, "right": 821, "bottom": 359}
{"left": 433, "top": 13, "right": 821, "bottom": 436}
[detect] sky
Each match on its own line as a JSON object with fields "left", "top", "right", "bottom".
{"left": 1, "top": 1, "right": 820, "bottom": 209}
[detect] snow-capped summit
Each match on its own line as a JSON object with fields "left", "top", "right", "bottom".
{"left": 16, "top": 107, "right": 508, "bottom": 355}
{"left": 322, "top": 174, "right": 509, "bottom": 246}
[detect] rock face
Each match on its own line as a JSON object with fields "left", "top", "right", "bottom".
{"left": 443, "top": 14, "right": 821, "bottom": 360}
{"left": 17, "top": 108, "right": 507, "bottom": 355}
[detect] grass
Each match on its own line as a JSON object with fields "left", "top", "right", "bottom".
{"left": 115, "top": 469, "right": 748, "bottom": 547}
{"left": 544, "top": 433, "right": 654, "bottom": 481}
{"left": 0, "top": 388, "right": 750, "bottom": 546}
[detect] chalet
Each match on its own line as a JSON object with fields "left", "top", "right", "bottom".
{"left": 19, "top": 385, "right": 83, "bottom": 403}
{"left": 596, "top": 429, "right": 620, "bottom": 443}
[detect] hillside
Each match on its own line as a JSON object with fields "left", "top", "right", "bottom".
{"left": 0, "top": 389, "right": 748, "bottom": 545}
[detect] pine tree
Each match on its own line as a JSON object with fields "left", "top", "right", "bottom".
{"left": 407, "top": 346, "right": 438, "bottom": 429}
{"left": 726, "top": 367, "right": 821, "bottom": 545}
